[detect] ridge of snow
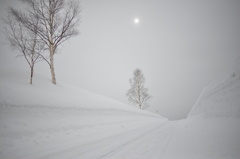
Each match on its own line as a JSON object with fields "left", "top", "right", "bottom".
{"left": 188, "top": 57, "right": 240, "bottom": 118}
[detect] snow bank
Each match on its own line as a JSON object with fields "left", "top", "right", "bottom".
{"left": 188, "top": 57, "right": 240, "bottom": 118}
{"left": 164, "top": 58, "right": 240, "bottom": 159}
{"left": 0, "top": 68, "right": 164, "bottom": 118}
{"left": 166, "top": 57, "right": 240, "bottom": 159}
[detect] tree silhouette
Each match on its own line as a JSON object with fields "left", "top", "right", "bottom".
{"left": 126, "top": 68, "right": 152, "bottom": 109}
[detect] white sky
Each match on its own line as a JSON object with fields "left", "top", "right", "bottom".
{"left": 0, "top": 0, "right": 240, "bottom": 120}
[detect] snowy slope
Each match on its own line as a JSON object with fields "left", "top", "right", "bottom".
{"left": 0, "top": 68, "right": 164, "bottom": 116}
{"left": 0, "top": 68, "right": 166, "bottom": 158}
{"left": 188, "top": 57, "right": 240, "bottom": 118}
{"left": 163, "top": 57, "right": 240, "bottom": 159}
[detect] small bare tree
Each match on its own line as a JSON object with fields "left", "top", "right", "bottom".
{"left": 3, "top": 9, "right": 49, "bottom": 84}
{"left": 126, "top": 68, "right": 152, "bottom": 109}
{"left": 10, "top": 0, "right": 81, "bottom": 84}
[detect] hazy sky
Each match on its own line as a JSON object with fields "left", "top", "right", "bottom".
{"left": 0, "top": 0, "right": 240, "bottom": 120}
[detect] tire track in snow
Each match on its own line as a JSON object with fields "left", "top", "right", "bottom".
{"left": 149, "top": 121, "right": 178, "bottom": 159}
{"left": 101, "top": 121, "right": 178, "bottom": 159}
{"left": 70, "top": 121, "right": 177, "bottom": 159}
{"left": 96, "top": 122, "right": 170, "bottom": 159}
{"left": 22, "top": 122, "right": 167, "bottom": 159}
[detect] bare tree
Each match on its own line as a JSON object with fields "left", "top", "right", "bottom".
{"left": 3, "top": 9, "right": 49, "bottom": 84}
{"left": 10, "top": 0, "right": 81, "bottom": 84}
{"left": 126, "top": 68, "right": 152, "bottom": 109}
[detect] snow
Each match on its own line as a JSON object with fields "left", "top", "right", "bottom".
{"left": 0, "top": 68, "right": 166, "bottom": 158}
{"left": 163, "top": 57, "right": 240, "bottom": 159}
{"left": 164, "top": 116, "right": 240, "bottom": 159}
{"left": 1, "top": 57, "right": 240, "bottom": 159}
{"left": 0, "top": 69, "right": 164, "bottom": 116}
{"left": 188, "top": 57, "right": 240, "bottom": 118}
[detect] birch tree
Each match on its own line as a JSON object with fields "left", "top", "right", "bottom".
{"left": 10, "top": 0, "right": 81, "bottom": 84}
{"left": 126, "top": 68, "right": 152, "bottom": 109}
{"left": 3, "top": 9, "right": 49, "bottom": 84}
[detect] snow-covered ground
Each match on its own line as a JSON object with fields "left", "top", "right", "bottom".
{"left": 0, "top": 57, "right": 240, "bottom": 159}
{"left": 0, "top": 68, "right": 166, "bottom": 158}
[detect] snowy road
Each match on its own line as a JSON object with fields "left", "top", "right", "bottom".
{"left": 12, "top": 121, "right": 177, "bottom": 159}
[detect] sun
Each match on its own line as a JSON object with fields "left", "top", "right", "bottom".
{"left": 134, "top": 18, "right": 139, "bottom": 23}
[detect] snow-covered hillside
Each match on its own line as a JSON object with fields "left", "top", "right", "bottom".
{"left": 0, "top": 68, "right": 166, "bottom": 158}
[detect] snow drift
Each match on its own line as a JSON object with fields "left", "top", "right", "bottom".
{"left": 188, "top": 57, "right": 240, "bottom": 118}
{"left": 0, "top": 68, "right": 162, "bottom": 116}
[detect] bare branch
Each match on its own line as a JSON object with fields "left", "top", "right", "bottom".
{"left": 6, "top": 0, "right": 81, "bottom": 85}
{"left": 2, "top": 7, "right": 48, "bottom": 84}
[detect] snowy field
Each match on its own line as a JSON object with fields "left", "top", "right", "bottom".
{"left": 0, "top": 57, "right": 240, "bottom": 159}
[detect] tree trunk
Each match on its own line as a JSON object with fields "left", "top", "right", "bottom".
{"left": 30, "top": 51, "right": 34, "bottom": 84}
{"left": 30, "top": 65, "right": 33, "bottom": 84}
{"left": 50, "top": 45, "right": 56, "bottom": 84}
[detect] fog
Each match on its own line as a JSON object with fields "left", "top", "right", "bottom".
{"left": 0, "top": 0, "right": 240, "bottom": 120}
